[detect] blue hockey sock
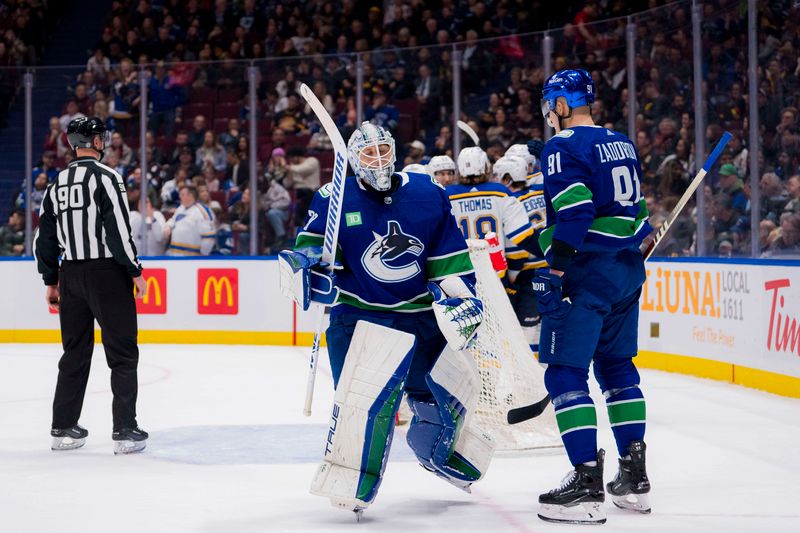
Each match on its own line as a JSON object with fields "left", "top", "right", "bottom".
{"left": 605, "top": 386, "right": 646, "bottom": 457}
{"left": 545, "top": 365, "right": 597, "bottom": 466}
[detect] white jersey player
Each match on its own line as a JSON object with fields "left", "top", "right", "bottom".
{"left": 445, "top": 146, "right": 539, "bottom": 277}
{"left": 163, "top": 185, "right": 216, "bottom": 256}
{"left": 505, "top": 143, "right": 544, "bottom": 190}
{"left": 427, "top": 155, "right": 456, "bottom": 186}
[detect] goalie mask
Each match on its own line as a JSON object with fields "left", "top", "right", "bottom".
{"left": 456, "top": 146, "right": 490, "bottom": 185}
{"left": 492, "top": 155, "right": 528, "bottom": 185}
{"left": 347, "top": 122, "right": 397, "bottom": 191}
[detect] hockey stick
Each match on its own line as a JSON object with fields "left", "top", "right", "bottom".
{"left": 457, "top": 120, "right": 480, "bottom": 146}
{"left": 507, "top": 131, "right": 732, "bottom": 425}
{"left": 641, "top": 131, "right": 732, "bottom": 260}
{"left": 298, "top": 82, "right": 348, "bottom": 417}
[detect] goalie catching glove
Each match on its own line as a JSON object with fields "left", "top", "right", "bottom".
{"left": 428, "top": 277, "right": 484, "bottom": 351}
{"left": 279, "top": 247, "right": 340, "bottom": 310}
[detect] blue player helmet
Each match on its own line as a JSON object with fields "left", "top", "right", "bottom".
{"left": 540, "top": 69, "right": 596, "bottom": 120}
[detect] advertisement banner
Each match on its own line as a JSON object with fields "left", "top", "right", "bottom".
{"left": 197, "top": 268, "right": 239, "bottom": 315}
{"left": 640, "top": 259, "right": 800, "bottom": 379}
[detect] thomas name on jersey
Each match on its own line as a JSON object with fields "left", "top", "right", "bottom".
{"left": 452, "top": 197, "right": 495, "bottom": 214}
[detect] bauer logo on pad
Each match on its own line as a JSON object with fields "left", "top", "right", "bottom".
{"left": 198, "top": 269, "right": 238, "bottom": 315}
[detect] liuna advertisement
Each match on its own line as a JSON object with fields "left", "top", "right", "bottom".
{"left": 639, "top": 259, "right": 800, "bottom": 380}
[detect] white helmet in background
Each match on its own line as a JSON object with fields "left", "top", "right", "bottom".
{"left": 492, "top": 155, "right": 528, "bottom": 184}
{"left": 457, "top": 146, "right": 490, "bottom": 184}
{"left": 504, "top": 144, "right": 536, "bottom": 174}
{"left": 402, "top": 163, "right": 428, "bottom": 174}
{"left": 427, "top": 155, "right": 456, "bottom": 185}
{"left": 347, "top": 121, "right": 396, "bottom": 191}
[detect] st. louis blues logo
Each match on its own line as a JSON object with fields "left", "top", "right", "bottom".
{"left": 361, "top": 220, "right": 425, "bottom": 283}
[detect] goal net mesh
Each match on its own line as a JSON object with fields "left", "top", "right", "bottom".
{"left": 465, "top": 239, "right": 561, "bottom": 451}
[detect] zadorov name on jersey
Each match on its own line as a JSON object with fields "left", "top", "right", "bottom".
{"left": 455, "top": 197, "right": 494, "bottom": 213}
{"left": 595, "top": 141, "right": 638, "bottom": 164}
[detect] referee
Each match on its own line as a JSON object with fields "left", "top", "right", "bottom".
{"left": 34, "top": 116, "right": 149, "bottom": 455}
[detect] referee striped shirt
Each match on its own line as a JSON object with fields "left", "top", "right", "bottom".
{"left": 34, "top": 156, "right": 142, "bottom": 285}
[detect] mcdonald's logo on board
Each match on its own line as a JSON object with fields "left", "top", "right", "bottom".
{"left": 197, "top": 269, "right": 238, "bottom": 315}
{"left": 136, "top": 269, "right": 167, "bottom": 314}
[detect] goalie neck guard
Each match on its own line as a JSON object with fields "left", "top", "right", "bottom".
{"left": 348, "top": 122, "right": 397, "bottom": 191}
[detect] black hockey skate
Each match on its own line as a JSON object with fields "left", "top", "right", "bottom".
{"left": 112, "top": 427, "right": 148, "bottom": 455}
{"left": 51, "top": 425, "right": 88, "bottom": 451}
{"left": 538, "top": 449, "right": 606, "bottom": 525}
{"left": 607, "top": 440, "right": 651, "bottom": 513}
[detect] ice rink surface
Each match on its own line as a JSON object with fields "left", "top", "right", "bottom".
{"left": 1, "top": 343, "right": 798, "bottom": 533}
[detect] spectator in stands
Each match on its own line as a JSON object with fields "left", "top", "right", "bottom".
{"left": 161, "top": 166, "right": 190, "bottom": 213}
{"left": 129, "top": 196, "right": 167, "bottom": 256}
{"left": 415, "top": 64, "right": 442, "bottom": 118}
{"left": 43, "top": 117, "right": 68, "bottom": 157}
{"left": 148, "top": 61, "right": 183, "bottom": 138}
{"left": 168, "top": 130, "right": 190, "bottom": 164}
{"left": 229, "top": 186, "right": 258, "bottom": 255}
{"left": 225, "top": 148, "right": 251, "bottom": 191}
{"left": 187, "top": 115, "right": 208, "bottom": 151}
{"left": 284, "top": 146, "right": 320, "bottom": 226}
{"left": 72, "top": 83, "right": 92, "bottom": 115}
{"left": 759, "top": 220, "right": 777, "bottom": 255}
{"left": 365, "top": 88, "right": 399, "bottom": 130}
{"left": 275, "top": 94, "right": 308, "bottom": 134}
{"left": 86, "top": 47, "right": 110, "bottom": 81}
{"left": 211, "top": 204, "right": 234, "bottom": 255}
{"left": 759, "top": 172, "right": 789, "bottom": 223}
{"left": 0, "top": 209, "right": 25, "bottom": 256}
{"left": 717, "top": 164, "right": 747, "bottom": 213}
{"left": 16, "top": 172, "right": 48, "bottom": 212}
{"left": 784, "top": 175, "right": 800, "bottom": 215}
{"left": 262, "top": 175, "right": 291, "bottom": 251}
{"left": 196, "top": 131, "right": 227, "bottom": 172}
{"left": 34, "top": 151, "right": 60, "bottom": 182}
{"left": 218, "top": 118, "right": 241, "bottom": 152}
{"left": 59, "top": 100, "right": 85, "bottom": 132}
{"left": 110, "top": 58, "right": 140, "bottom": 130}
{"left": 404, "top": 140, "right": 427, "bottom": 166}
{"left": 768, "top": 212, "right": 800, "bottom": 255}
{"left": 432, "top": 125, "right": 453, "bottom": 157}
{"left": 108, "top": 131, "right": 137, "bottom": 169}
{"left": 712, "top": 194, "right": 748, "bottom": 248}
{"left": 104, "top": 150, "right": 126, "bottom": 178}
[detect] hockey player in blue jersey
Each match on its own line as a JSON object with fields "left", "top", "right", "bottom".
{"left": 533, "top": 69, "right": 653, "bottom": 524}
{"left": 278, "top": 123, "right": 496, "bottom": 515}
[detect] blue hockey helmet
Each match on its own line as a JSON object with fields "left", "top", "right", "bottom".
{"left": 540, "top": 69, "right": 595, "bottom": 120}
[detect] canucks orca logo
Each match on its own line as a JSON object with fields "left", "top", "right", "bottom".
{"left": 361, "top": 220, "right": 425, "bottom": 283}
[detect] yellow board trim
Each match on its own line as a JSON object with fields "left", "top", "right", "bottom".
{"left": 637, "top": 350, "right": 800, "bottom": 399}
{"left": 0, "top": 329, "right": 326, "bottom": 347}
{"left": 448, "top": 191, "right": 507, "bottom": 200}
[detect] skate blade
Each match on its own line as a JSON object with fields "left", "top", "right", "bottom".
{"left": 612, "top": 492, "right": 651, "bottom": 513}
{"left": 538, "top": 502, "right": 607, "bottom": 525}
{"left": 113, "top": 440, "right": 147, "bottom": 455}
{"left": 51, "top": 436, "right": 85, "bottom": 451}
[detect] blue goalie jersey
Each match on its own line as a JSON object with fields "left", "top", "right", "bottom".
{"left": 295, "top": 172, "right": 475, "bottom": 315}
{"left": 539, "top": 126, "right": 651, "bottom": 263}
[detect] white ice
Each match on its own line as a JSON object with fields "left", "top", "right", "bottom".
{"left": 1, "top": 343, "right": 798, "bottom": 533}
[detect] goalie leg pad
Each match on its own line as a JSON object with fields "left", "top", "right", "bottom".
{"left": 310, "top": 320, "right": 415, "bottom": 511}
{"left": 406, "top": 347, "right": 495, "bottom": 489}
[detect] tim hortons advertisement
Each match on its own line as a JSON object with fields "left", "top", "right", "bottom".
{"left": 639, "top": 260, "right": 800, "bottom": 378}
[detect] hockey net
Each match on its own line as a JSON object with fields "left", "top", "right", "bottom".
{"left": 465, "top": 239, "right": 561, "bottom": 451}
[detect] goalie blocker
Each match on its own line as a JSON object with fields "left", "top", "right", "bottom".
{"left": 312, "top": 319, "right": 495, "bottom": 513}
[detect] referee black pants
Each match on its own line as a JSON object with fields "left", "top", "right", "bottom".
{"left": 53, "top": 259, "right": 139, "bottom": 431}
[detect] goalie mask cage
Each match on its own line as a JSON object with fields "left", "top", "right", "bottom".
{"left": 465, "top": 239, "right": 561, "bottom": 451}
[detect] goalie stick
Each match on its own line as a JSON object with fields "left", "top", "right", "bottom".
{"left": 507, "top": 131, "right": 733, "bottom": 425}
{"left": 298, "top": 82, "right": 348, "bottom": 417}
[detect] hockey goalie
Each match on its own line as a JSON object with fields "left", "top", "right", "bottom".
{"left": 279, "top": 122, "right": 496, "bottom": 517}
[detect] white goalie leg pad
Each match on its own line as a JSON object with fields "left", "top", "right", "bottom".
{"left": 310, "top": 320, "right": 415, "bottom": 511}
{"left": 417, "top": 346, "right": 496, "bottom": 488}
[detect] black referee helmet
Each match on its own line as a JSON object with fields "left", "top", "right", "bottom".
{"left": 66, "top": 116, "right": 109, "bottom": 150}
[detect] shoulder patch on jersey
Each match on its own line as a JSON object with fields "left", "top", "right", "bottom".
{"left": 554, "top": 129, "right": 575, "bottom": 139}
{"left": 318, "top": 183, "right": 332, "bottom": 198}
{"left": 430, "top": 175, "right": 445, "bottom": 190}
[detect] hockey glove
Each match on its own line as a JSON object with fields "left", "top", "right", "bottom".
{"left": 278, "top": 247, "right": 339, "bottom": 311}
{"left": 527, "top": 139, "right": 544, "bottom": 158}
{"left": 429, "top": 278, "right": 484, "bottom": 351}
{"left": 532, "top": 269, "right": 570, "bottom": 318}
